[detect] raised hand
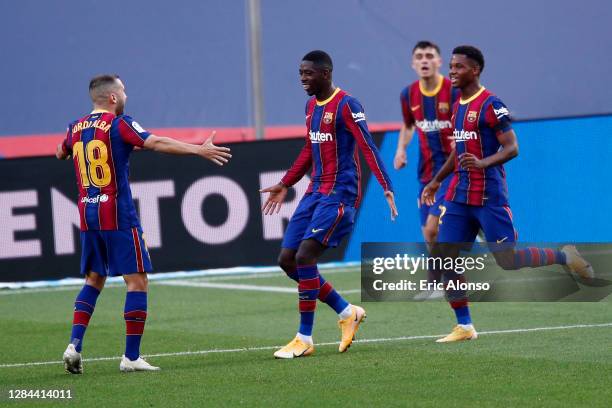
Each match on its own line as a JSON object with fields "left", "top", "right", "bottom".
{"left": 458, "top": 152, "right": 485, "bottom": 170}
{"left": 260, "top": 183, "right": 288, "bottom": 215}
{"left": 421, "top": 180, "right": 440, "bottom": 207}
{"left": 198, "top": 131, "right": 232, "bottom": 166}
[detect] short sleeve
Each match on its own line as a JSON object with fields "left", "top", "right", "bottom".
{"left": 485, "top": 97, "right": 512, "bottom": 133}
{"left": 116, "top": 115, "right": 151, "bottom": 147}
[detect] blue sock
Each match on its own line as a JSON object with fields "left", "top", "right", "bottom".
{"left": 453, "top": 305, "right": 472, "bottom": 325}
{"left": 70, "top": 285, "right": 100, "bottom": 352}
{"left": 297, "top": 265, "right": 320, "bottom": 337}
{"left": 124, "top": 291, "right": 148, "bottom": 361}
{"left": 318, "top": 275, "right": 349, "bottom": 314}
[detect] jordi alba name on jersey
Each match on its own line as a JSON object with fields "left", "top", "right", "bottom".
{"left": 281, "top": 88, "right": 392, "bottom": 208}
{"left": 445, "top": 87, "right": 513, "bottom": 206}
{"left": 400, "top": 76, "right": 459, "bottom": 183}
{"left": 62, "top": 111, "right": 151, "bottom": 231}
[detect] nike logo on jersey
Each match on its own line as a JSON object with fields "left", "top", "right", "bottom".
{"left": 496, "top": 237, "right": 508, "bottom": 243}
{"left": 411, "top": 105, "right": 420, "bottom": 111}
{"left": 311, "top": 228, "right": 325, "bottom": 233}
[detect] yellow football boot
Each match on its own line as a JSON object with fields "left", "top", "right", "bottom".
{"left": 436, "top": 325, "right": 478, "bottom": 343}
{"left": 338, "top": 305, "right": 367, "bottom": 352}
{"left": 562, "top": 245, "right": 594, "bottom": 279}
{"left": 273, "top": 337, "right": 314, "bottom": 359}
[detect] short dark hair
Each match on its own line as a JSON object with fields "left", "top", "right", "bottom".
{"left": 302, "top": 50, "right": 333, "bottom": 71}
{"left": 452, "top": 45, "right": 485, "bottom": 73}
{"left": 412, "top": 41, "right": 440, "bottom": 55}
{"left": 89, "top": 74, "right": 121, "bottom": 102}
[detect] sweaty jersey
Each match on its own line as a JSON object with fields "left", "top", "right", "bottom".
{"left": 445, "top": 87, "right": 513, "bottom": 206}
{"left": 281, "top": 88, "right": 392, "bottom": 208}
{"left": 400, "top": 76, "right": 459, "bottom": 184}
{"left": 61, "top": 110, "right": 151, "bottom": 231}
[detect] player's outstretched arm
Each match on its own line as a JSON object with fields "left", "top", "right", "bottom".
{"left": 458, "top": 129, "right": 518, "bottom": 170}
{"left": 393, "top": 124, "right": 414, "bottom": 170}
{"left": 259, "top": 183, "right": 289, "bottom": 215}
{"left": 422, "top": 149, "right": 456, "bottom": 206}
{"left": 143, "top": 131, "right": 232, "bottom": 166}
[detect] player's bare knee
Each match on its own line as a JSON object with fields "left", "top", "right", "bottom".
{"left": 85, "top": 271, "right": 106, "bottom": 290}
{"left": 423, "top": 227, "right": 438, "bottom": 244}
{"left": 124, "top": 273, "right": 148, "bottom": 292}
{"left": 494, "top": 253, "right": 517, "bottom": 270}
{"left": 295, "top": 250, "right": 316, "bottom": 266}
{"left": 277, "top": 253, "right": 295, "bottom": 273}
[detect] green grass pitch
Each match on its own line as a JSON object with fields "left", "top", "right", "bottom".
{"left": 0, "top": 266, "right": 610, "bottom": 407}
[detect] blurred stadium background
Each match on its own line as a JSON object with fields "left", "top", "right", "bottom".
{"left": 1, "top": 0, "right": 611, "bottom": 282}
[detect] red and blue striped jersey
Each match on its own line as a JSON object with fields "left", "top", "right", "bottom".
{"left": 62, "top": 110, "right": 151, "bottom": 231}
{"left": 281, "top": 88, "right": 392, "bottom": 208}
{"left": 445, "top": 87, "right": 513, "bottom": 206}
{"left": 400, "top": 76, "right": 459, "bottom": 184}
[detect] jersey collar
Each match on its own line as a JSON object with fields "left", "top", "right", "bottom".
{"left": 316, "top": 87, "right": 341, "bottom": 106}
{"left": 419, "top": 75, "right": 444, "bottom": 97}
{"left": 459, "top": 86, "right": 486, "bottom": 105}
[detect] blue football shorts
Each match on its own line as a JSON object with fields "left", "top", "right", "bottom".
{"left": 80, "top": 226, "right": 152, "bottom": 276}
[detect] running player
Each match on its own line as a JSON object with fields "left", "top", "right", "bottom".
{"left": 422, "top": 46, "right": 593, "bottom": 343}
{"left": 395, "top": 41, "right": 457, "bottom": 246}
{"left": 261, "top": 50, "right": 397, "bottom": 358}
{"left": 57, "top": 74, "right": 231, "bottom": 373}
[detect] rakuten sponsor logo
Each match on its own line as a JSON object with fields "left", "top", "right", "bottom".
{"left": 309, "top": 130, "right": 333, "bottom": 143}
{"left": 415, "top": 119, "right": 452, "bottom": 133}
{"left": 453, "top": 129, "right": 478, "bottom": 142}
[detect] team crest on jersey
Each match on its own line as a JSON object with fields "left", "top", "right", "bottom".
{"left": 467, "top": 110, "right": 478, "bottom": 122}
{"left": 323, "top": 112, "right": 334, "bottom": 124}
{"left": 438, "top": 102, "right": 449, "bottom": 113}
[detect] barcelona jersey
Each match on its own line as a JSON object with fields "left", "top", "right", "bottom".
{"left": 445, "top": 87, "right": 513, "bottom": 206}
{"left": 62, "top": 110, "right": 151, "bottom": 231}
{"left": 281, "top": 88, "right": 393, "bottom": 208}
{"left": 400, "top": 76, "right": 459, "bottom": 183}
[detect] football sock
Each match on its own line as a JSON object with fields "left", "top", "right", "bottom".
{"left": 70, "top": 284, "right": 100, "bottom": 352}
{"left": 284, "top": 266, "right": 349, "bottom": 314}
{"left": 296, "top": 332, "right": 313, "bottom": 345}
{"left": 338, "top": 304, "right": 353, "bottom": 320}
{"left": 124, "top": 291, "right": 147, "bottom": 361}
{"left": 318, "top": 275, "right": 350, "bottom": 316}
{"left": 450, "top": 300, "right": 472, "bottom": 325}
{"left": 297, "top": 264, "right": 320, "bottom": 337}
{"left": 513, "top": 248, "right": 566, "bottom": 269}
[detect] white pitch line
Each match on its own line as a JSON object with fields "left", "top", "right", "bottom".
{"left": 156, "top": 280, "right": 361, "bottom": 295}
{"left": 157, "top": 280, "right": 296, "bottom": 293}
{"left": 1, "top": 322, "right": 610, "bottom": 369}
